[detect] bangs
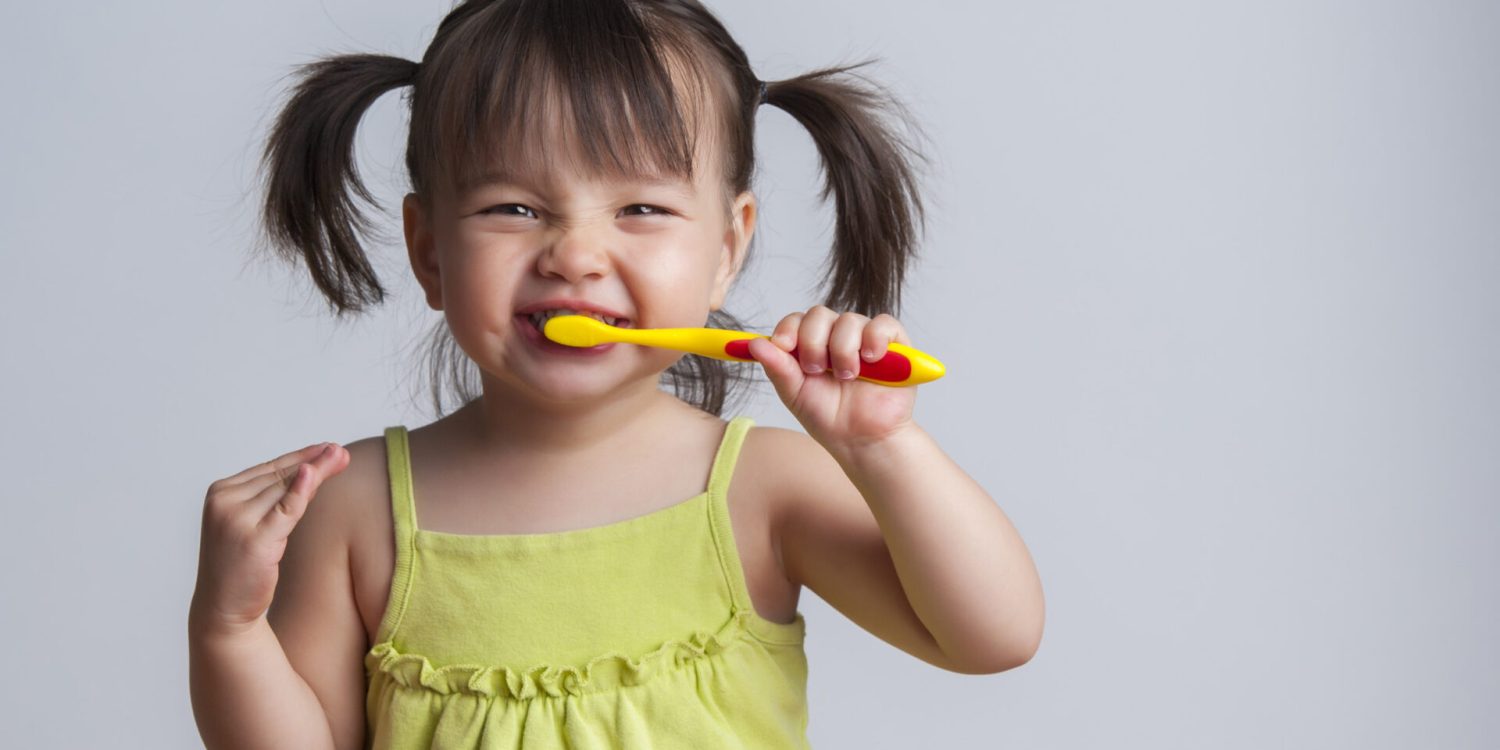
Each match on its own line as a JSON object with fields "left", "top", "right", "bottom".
{"left": 414, "top": 0, "right": 726, "bottom": 199}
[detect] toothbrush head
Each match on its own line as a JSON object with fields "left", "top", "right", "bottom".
{"left": 542, "top": 314, "right": 614, "bottom": 347}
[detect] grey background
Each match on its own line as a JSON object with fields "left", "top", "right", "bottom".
{"left": 2, "top": 0, "right": 1496, "bottom": 747}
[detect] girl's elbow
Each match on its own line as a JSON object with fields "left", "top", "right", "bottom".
{"left": 943, "top": 636, "right": 1039, "bottom": 675}
{"left": 974, "top": 646, "right": 1038, "bottom": 674}
{"left": 977, "top": 628, "right": 1044, "bottom": 674}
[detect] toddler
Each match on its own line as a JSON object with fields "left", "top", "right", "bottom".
{"left": 188, "top": 1, "right": 1044, "bottom": 747}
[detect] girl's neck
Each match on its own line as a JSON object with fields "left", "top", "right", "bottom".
{"left": 454, "top": 377, "right": 692, "bottom": 457}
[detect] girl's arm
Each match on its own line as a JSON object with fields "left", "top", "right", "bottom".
{"left": 189, "top": 441, "right": 362, "bottom": 749}
{"left": 188, "top": 615, "right": 340, "bottom": 750}
{"left": 746, "top": 307, "right": 1044, "bottom": 672}
{"left": 830, "top": 423, "right": 1043, "bottom": 669}
{"left": 766, "top": 425, "right": 1044, "bottom": 673}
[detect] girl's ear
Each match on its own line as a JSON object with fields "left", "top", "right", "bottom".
{"left": 711, "top": 190, "right": 756, "bottom": 311}
{"left": 403, "top": 193, "right": 443, "bottom": 311}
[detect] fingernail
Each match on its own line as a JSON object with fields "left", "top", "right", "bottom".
{"left": 863, "top": 349, "right": 877, "bottom": 360}
{"left": 804, "top": 363, "right": 823, "bottom": 374}
{"left": 837, "top": 369, "right": 855, "bottom": 380}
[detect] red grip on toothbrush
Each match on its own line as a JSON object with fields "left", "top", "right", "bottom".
{"left": 724, "top": 339, "right": 912, "bottom": 383}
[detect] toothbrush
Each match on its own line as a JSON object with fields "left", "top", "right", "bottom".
{"left": 542, "top": 314, "right": 945, "bottom": 387}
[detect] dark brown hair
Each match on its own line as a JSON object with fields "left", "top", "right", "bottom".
{"left": 254, "top": 0, "right": 931, "bottom": 418}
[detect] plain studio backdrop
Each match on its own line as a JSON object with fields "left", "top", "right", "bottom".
{"left": 1, "top": 0, "right": 1496, "bottom": 747}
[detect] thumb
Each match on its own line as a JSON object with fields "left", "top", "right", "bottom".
{"left": 747, "top": 336, "right": 805, "bottom": 403}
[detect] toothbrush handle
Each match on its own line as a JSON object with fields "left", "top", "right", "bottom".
{"left": 721, "top": 337, "right": 944, "bottom": 387}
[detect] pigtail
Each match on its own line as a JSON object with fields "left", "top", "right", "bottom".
{"left": 254, "top": 54, "right": 420, "bottom": 317}
{"left": 760, "top": 61, "right": 932, "bottom": 317}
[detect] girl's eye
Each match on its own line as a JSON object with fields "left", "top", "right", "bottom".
{"left": 481, "top": 204, "right": 536, "bottom": 218}
{"left": 479, "top": 204, "right": 671, "bottom": 219}
{"left": 623, "top": 204, "right": 671, "bottom": 217}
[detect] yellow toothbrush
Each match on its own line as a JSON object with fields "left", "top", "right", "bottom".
{"left": 543, "top": 314, "right": 945, "bottom": 387}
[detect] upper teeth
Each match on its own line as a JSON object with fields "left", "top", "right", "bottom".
{"left": 529, "top": 308, "right": 622, "bottom": 327}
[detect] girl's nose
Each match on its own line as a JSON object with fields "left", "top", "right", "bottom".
{"left": 536, "top": 232, "right": 612, "bottom": 282}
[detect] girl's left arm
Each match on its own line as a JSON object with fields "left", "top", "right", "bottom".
{"left": 746, "top": 306, "right": 1044, "bottom": 673}
{"left": 827, "top": 421, "right": 1044, "bottom": 670}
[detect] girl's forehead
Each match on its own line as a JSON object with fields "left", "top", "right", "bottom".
{"left": 459, "top": 126, "right": 721, "bottom": 198}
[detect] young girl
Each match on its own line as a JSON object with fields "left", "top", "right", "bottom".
{"left": 189, "top": 1, "right": 1043, "bottom": 747}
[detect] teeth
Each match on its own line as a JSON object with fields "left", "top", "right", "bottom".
{"left": 528, "top": 308, "right": 624, "bottom": 328}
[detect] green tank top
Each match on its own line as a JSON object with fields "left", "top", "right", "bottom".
{"left": 363, "top": 415, "right": 810, "bottom": 748}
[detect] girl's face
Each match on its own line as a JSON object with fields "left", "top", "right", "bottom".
{"left": 402, "top": 139, "right": 756, "bottom": 403}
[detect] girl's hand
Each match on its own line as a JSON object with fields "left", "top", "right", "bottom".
{"left": 189, "top": 441, "right": 350, "bottom": 638}
{"left": 746, "top": 305, "right": 919, "bottom": 454}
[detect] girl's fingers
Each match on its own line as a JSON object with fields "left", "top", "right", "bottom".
{"left": 747, "top": 336, "right": 805, "bottom": 403}
{"left": 883, "top": 313, "right": 914, "bottom": 347}
{"left": 795, "top": 305, "right": 838, "bottom": 374}
{"left": 771, "top": 311, "right": 803, "bottom": 351}
{"left": 861, "top": 314, "right": 906, "bottom": 363}
{"left": 249, "top": 464, "right": 312, "bottom": 540}
{"left": 251, "top": 446, "right": 347, "bottom": 538}
{"left": 764, "top": 306, "right": 909, "bottom": 381}
{"left": 219, "top": 444, "right": 343, "bottom": 503}
{"left": 230, "top": 444, "right": 345, "bottom": 501}
{"left": 218, "top": 442, "right": 337, "bottom": 490}
{"left": 829, "top": 312, "right": 870, "bottom": 380}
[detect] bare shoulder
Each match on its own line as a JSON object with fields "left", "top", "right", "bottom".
{"left": 318, "top": 433, "right": 399, "bottom": 642}
{"left": 294, "top": 432, "right": 392, "bottom": 550}
{"left": 320, "top": 433, "right": 394, "bottom": 524}
{"left": 736, "top": 424, "right": 843, "bottom": 533}
{"left": 731, "top": 424, "right": 803, "bottom": 511}
{"left": 741, "top": 423, "right": 825, "bottom": 459}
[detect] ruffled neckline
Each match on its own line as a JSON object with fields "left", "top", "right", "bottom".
{"left": 364, "top": 606, "right": 804, "bottom": 701}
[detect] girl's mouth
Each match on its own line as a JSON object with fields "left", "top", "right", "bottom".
{"left": 514, "top": 314, "right": 617, "bottom": 355}
{"left": 525, "top": 309, "right": 631, "bottom": 329}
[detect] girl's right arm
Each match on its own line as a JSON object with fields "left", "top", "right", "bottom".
{"left": 188, "top": 442, "right": 357, "bottom": 750}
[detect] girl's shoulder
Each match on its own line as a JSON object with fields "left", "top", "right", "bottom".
{"left": 323, "top": 431, "right": 407, "bottom": 644}
{"left": 730, "top": 423, "right": 816, "bottom": 516}
{"left": 321, "top": 432, "right": 398, "bottom": 526}
{"left": 721, "top": 421, "right": 826, "bottom": 536}
{"left": 292, "top": 431, "right": 393, "bottom": 547}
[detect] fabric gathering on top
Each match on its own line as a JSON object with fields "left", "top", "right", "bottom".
{"left": 363, "top": 415, "right": 811, "bottom": 749}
